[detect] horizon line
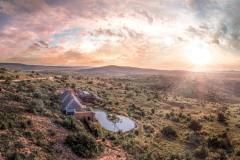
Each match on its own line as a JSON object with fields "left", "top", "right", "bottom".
{"left": 0, "top": 62, "right": 239, "bottom": 73}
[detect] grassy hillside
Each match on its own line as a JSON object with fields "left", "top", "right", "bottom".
{"left": 77, "top": 65, "right": 181, "bottom": 75}
{"left": 0, "top": 63, "right": 90, "bottom": 72}
{"left": 1, "top": 68, "right": 240, "bottom": 160}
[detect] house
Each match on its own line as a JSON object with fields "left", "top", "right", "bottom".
{"left": 78, "top": 90, "right": 101, "bottom": 103}
{"left": 61, "top": 90, "right": 94, "bottom": 121}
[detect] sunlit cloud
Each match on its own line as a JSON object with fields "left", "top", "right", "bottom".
{"left": 0, "top": 0, "right": 239, "bottom": 70}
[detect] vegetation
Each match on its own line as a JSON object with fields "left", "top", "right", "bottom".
{"left": 57, "top": 117, "right": 85, "bottom": 132}
{"left": 107, "top": 113, "right": 120, "bottom": 123}
{"left": 161, "top": 126, "right": 177, "bottom": 139}
{"left": 188, "top": 120, "right": 202, "bottom": 131}
{"left": 207, "top": 134, "right": 233, "bottom": 153}
{"left": 217, "top": 112, "right": 227, "bottom": 124}
{"left": 193, "top": 146, "right": 208, "bottom": 159}
{"left": 0, "top": 68, "right": 240, "bottom": 159}
{"left": 65, "top": 133, "right": 104, "bottom": 158}
{"left": 185, "top": 132, "right": 204, "bottom": 148}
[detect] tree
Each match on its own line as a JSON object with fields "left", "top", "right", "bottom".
{"left": 65, "top": 133, "right": 104, "bottom": 158}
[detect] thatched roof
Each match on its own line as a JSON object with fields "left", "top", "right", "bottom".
{"left": 61, "top": 90, "right": 85, "bottom": 111}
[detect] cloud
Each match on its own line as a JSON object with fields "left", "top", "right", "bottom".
{"left": 217, "top": 0, "right": 240, "bottom": 51}
{"left": 6, "top": 47, "right": 105, "bottom": 66}
{"left": 186, "top": 0, "right": 240, "bottom": 53}
{"left": 0, "top": 0, "right": 239, "bottom": 69}
{"left": 187, "top": 0, "right": 215, "bottom": 16}
{"left": 0, "top": 1, "right": 16, "bottom": 15}
{"left": 135, "top": 10, "right": 154, "bottom": 24}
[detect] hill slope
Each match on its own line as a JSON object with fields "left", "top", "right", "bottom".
{"left": 0, "top": 63, "right": 188, "bottom": 75}
{"left": 0, "top": 63, "right": 90, "bottom": 72}
{"left": 78, "top": 65, "right": 188, "bottom": 75}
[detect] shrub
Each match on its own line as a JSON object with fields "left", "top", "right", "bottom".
{"left": 33, "top": 91, "right": 42, "bottom": 99}
{"left": 186, "top": 132, "right": 204, "bottom": 148}
{"left": 207, "top": 135, "right": 233, "bottom": 153}
{"left": 0, "top": 67, "right": 7, "bottom": 73}
{"left": 123, "top": 140, "right": 150, "bottom": 160}
{"left": 26, "top": 99, "right": 45, "bottom": 115}
{"left": 47, "top": 129, "right": 56, "bottom": 137}
{"left": 14, "top": 141, "right": 25, "bottom": 149}
{"left": 7, "top": 152, "right": 25, "bottom": 160}
{"left": 161, "top": 126, "right": 177, "bottom": 139}
{"left": 189, "top": 120, "right": 202, "bottom": 131}
{"left": 65, "top": 133, "right": 104, "bottom": 158}
{"left": 18, "top": 119, "right": 32, "bottom": 129}
{"left": 143, "top": 124, "right": 155, "bottom": 134}
{"left": 236, "top": 150, "right": 240, "bottom": 156}
{"left": 217, "top": 151, "right": 227, "bottom": 160}
{"left": 194, "top": 146, "right": 208, "bottom": 159}
{"left": 168, "top": 153, "right": 192, "bottom": 160}
{"left": 107, "top": 113, "right": 120, "bottom": 123}
{"left": 35, "top": 139, "right": 47, "bottom": 147}
{"left": 59, "top": 117, "right": 84, "bottom": 132}
{"left": 23, "top": 131, "right": 33, "bottom": 139}
{"left": 217, "top": 112, "right": 227, "bottom": 124}
{"left": 89, "top": 122, "right": 104, "bottom": 138}
{"left": 168, "top": 154, "right": 182, "bottom": 160}
{"left": 6, "top": 92, "right": 23, "bottom": 102}
{"left": 0, "top": 122, "right": 7, "bottom": 130}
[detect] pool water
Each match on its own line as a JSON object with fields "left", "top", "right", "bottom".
{"left": 94, "top": 110, "right": 136, "bottom": 132}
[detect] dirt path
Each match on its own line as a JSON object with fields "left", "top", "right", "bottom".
{"left": 0, "top": 77, "right": 54, "bottom": 83}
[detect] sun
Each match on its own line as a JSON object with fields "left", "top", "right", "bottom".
{"left": 185, "top": 40, "right": 212, "bottom": 66}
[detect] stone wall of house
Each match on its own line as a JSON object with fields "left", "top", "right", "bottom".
{"left": 75, "top": 111, "right": 95, "bottom": 121}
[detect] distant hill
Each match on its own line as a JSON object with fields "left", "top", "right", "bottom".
{"left": 0, "top": 63, "right": 90, "bottom": 72}
{"left": 0, "top": 63, "right": 190, "bottom": 75}
{"left": 4, "top": 63, "right": 238, "bottom": 76}
{"left": 78, "top": 65, "right": 187, "bottom": 75}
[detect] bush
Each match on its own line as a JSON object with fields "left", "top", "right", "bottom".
{"left": 0, "top": 67, "right": 7, "bottom": 73}
{"left": 188, "top": 120, "right": 202, "bottom": 131}
{"left": 143, "top": 124, "right": 155, "bottom": 134}
{"left": 236, "top": 150, "right": 240, "bottom": 156}
{"left": 217, "top": 151, "right": 227, "bottom": 160}
{"left": 168, "top": 154, "right": 182, "bottom": 160}
{"left": 58, "top": 117, "right": 84, "bottom": 132}
{"left": 217, "top": 112, "right": 227, "bottom": 124}
{"left": 23, "top": 131, "right": 33, "bottom": 139}
{"left": 0, "top": 123, "right": 7, "bottom": 130}
{"left": 19, "top": 120, "right": 32, "bottom": 129}
{"left": 65, "top": 133, "right": 104, "bottom": 158}
{"left": 194, "top": 146, "right": 208, "bottom": 159}
{"left": 186, "top": 132, "right": 204, "bottom": 148}
{"left": 14, "top": 141, "right": 25, "bottom": 149}
{"left": 7, "top": 152, "right": 25, "bottom": 160}
{"left": 123, "top": 140, "right": 158, "bottom": 160}
{"left": 89, "top": 122, "right": 104, "bottom": 138}
{"left": 161, "top": 126, "right": 177, "bottom": 139}
{"left": 47, "top": 129, "right": 56, "bottom": 137}
{"left": 207, "top": 135, "right": 233, "bottom": 153}
{"left": 26, "top": 99, "right": 45, "bottom": 115}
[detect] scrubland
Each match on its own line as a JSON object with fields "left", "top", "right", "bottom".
{"left": 0, "top": 68, "right": 240, "bottom": 160}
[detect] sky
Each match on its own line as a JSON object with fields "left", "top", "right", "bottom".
{"left": 0, "top": 0, "right": 239, "bottom": 70}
